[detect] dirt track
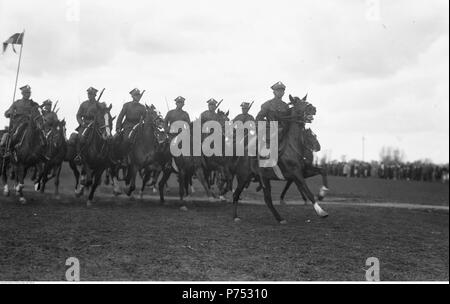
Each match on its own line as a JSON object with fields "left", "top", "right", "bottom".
{"left": 0, "top": 171, "right": 448, "bottom": 281}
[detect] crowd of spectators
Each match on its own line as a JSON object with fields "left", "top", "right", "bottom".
{"left": 324, "top": 160, "right": 449, "bottom": 183}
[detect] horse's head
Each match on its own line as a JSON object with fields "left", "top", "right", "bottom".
{"left": 216, "top": 109, "right": 230, "bottom": 128}
{"left": 144, "top": 104, "right": 167, "bottom": 143}
{"left": 289, "top": 94, "right": 316, "bottom": 123}
{"left": 94, "top": 103, "right": 114, "bottom": 140}
{"left": 46, "top": 119, "right": 67, "bottom": 153}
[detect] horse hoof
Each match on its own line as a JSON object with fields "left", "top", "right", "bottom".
{"left": 185, "top": 195, "right": 192, "bottom": 202}
{"left": 180, "top": 206, "right": 188, "bottom": 212}
{"left": 319, "top": 186, "right": 329, "bottom": 199}
{"left": 129, "top": 195, "right": 136, "bottom": 201}
{"left": 313, "top": 203, "right": 328, "bottom": 218}
{"left": 234, "top": 217, "right": 241, "bottom": 223}
{"left": 318, "top": 195, "right": 324, "bottom": 201}
{"left": 3, "top": 190, "right": 10, "bottom": 197}
{"left": 280, "top": 199, "right": 287, "bottom": 205}
{"left": 279, "top": 220, "right": 288, "bottom": 225}
{"left": 19, "top": 197, "right": 27, "bottom": 205}
{"left": 219, "top": 195, "right": 227, "bottom": 202}
{"left": 86, "top": 200, "right": 92, "bottom": 207}
{"left": 208, "top": 197, "right": 216, "bottom": 203}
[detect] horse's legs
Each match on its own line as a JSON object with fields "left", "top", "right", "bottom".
{"left": 261, "top": 177, "right": 284, "bottom": 223}
{"left": 318, "top": 168, "right": 329, "bottom": 201}
{"left": 86, "top": 168, "right": 104, "bottom": 207}
{"left": 279, "top": 180, "right": 293, "bottom": 205}
{"left": 178, "top": 170, "right": 188, "bottom": 211}
{"left": 2, "top": 158, "right": 9, "bottom": 196}
{"left": 125, "top": 164, "right": 137, "bottom": 197}
{"left": 303, "top": 166, "right": 330, "bottom": 201}
{"left": 54, "top": 164, "right": 62, "bottom": 199}
{"left": 108, "top": 165, "right": 122, "bottom": 196}
{"left": 69, "top": 160, "right": 80, "bottom": 193}
{"left": 195, "top": 167, "right": 215, "bottom": 200}
{"left": 15, "top": 164, "right": 26, "bottom": 204}
{"left": 140, "top": 168, "right": 152, "bottom": 199}
{"left": 158, "top": 168, "right": 171, "bottom": 204}
{"left": 232, "top": 174, "right": 249, "bottom": 221}
{"left": 39, "top": 165, "right": 49, "bottom": 194}
{"left": 293, "top": 176, "right": 328, "bottom": 218}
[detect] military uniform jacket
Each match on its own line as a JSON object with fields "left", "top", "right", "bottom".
{"left": 233, "top": 113, "right": 255, "bottom": 123}
{"left": 200, "top": 110, "right": 219, "bottom": 123}
{"left": 116, "top": 101, "right": 146, "bottom": 131}
{"left": 76, "top": 100, "right": 106, "bottom": 126}
{"left": 255, "top": 98, "right": 289, "bottom": 121}
{"left": 164, "top": 108, "right": 190, "bottom": 130}
{"left": 5, "top": 99, "right": 41, "bottom": 120}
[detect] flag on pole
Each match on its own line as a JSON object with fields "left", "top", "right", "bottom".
{"left": 3, "top": 32, "right": 24, "bottom": 54}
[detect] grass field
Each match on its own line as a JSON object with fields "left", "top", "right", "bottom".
{"left": 0, "top": 164, "right": 448, "bottom": 281}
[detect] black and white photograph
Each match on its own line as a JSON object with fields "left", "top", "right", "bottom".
{"left": 0, "top": 0, "right": 448, "bottom": 288}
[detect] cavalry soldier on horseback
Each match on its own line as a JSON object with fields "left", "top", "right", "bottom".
{"left": 2, "top": 85, "right": 42, "bottom": 157}
{"left": 233, "top": 102, "right": 255, "bottom": 123}
{"left": 113, "top": 88, "right": 146, "bottom": 166}
{"left": 68, "top": 87, "right": 106, "bottom": 162}
{"left": 255, "top": 81, "right": 289, "bottom": 124}
{"left": 163, "top": 96, "right": 190, "bottom": 133}
{"left": 115, "top": 88, "right": 146, "bottom": 143}
{"left": 255, "top": 81, "right": 290, "bottom": 158}
{"left": 40, "top": 99, "right": 59, "bottom": 133}
{"left": 200, "top": 98, "right": 221, "bottom": 122}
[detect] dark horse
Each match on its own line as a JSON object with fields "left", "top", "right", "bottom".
{"left": 9, "top": 114, "right": 47, "bottom": 203}
{"left": 156, "top": 118, "right": 217, "bottom": 208}
{"left": 231, "top": 94, "right": 329, "bottom": 223}
{"left": 35, "top": 119, "right": 68, "bottom": 199}
{"left": 121, "top": 104, "right": 167, "bottom": 199}
{"left": 279, "top": 127, "right": 329, "bottom": 205}
{"left": 75, "top": 104, "right": 114, "bottom": 206}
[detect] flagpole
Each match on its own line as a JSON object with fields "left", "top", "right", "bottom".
{"left": 12, "top": 30, "right": 25, "bottom": 103}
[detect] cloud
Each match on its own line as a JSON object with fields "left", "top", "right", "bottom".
{"left": 0, "top": 0, "right": 448, "bottom": 163}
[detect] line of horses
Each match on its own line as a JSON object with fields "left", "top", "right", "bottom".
{"left": 0, "top": 95, "right": 329, "bottom": 224}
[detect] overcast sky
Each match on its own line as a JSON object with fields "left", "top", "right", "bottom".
{"left": 0, "top": 0, "right": 448, "bottom": 163}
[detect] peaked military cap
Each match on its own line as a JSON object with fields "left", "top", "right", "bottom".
{"left": 20, "top": 85, "right": 31, "bottom": 93}
{"left": 129, "top": 88, "right": 141, "bottom": 96}
{"left": 175, "top": 96, "right": 185, "bottom": 103}
{"left": 87, "top": 87, "right": 98, "bottom": 94}
{"left": 271, "top": 81, "right": 286, "bottom": 90}
{"left": 207, "top": 98, "right": 218, "bottom": 105}
{"left": 240, "top": 102, "right": 251, "bottom": 108}
{"left": 41, "top": 99, "right": 52, "bottom": 107}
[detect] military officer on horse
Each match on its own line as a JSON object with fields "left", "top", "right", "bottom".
{"left": 115, "top": 88, "right": 146, "bottom": 146}
{"left": 163, "top": 96, "right": 190, "bottom": 133}
{"left": 2, "top": 85, "right": 42, "bottom": 158}
{"left": 40, "top": 99, "right": 59, "bottom": 133}
{"left": 233, "top": 102, "right": 255, "bottom": 123}
{"left": 200, "top": 98, "right": 221, "bottom": 122}
{"left": 68, "top": 87, "right": 107, "bottom": 163}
